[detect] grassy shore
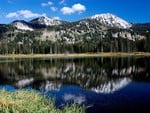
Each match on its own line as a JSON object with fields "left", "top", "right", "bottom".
{"left": 0, "top": 90, "right": 85, "bottom": 113}
{"left": 0, "top": 52, "right": 150, "bottom": 59}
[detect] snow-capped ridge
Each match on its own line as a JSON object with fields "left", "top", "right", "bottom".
{"left": 10, "top": 13, "right": 133, "bottom": 31}
{"left": 89, "top": 13, "right": 132, "bottom": 29}
{"left": 30, "top": 16, "right": 62, "bottom": 26}
{"left": 11, "top": 20, "right": 33, "bottom": 31}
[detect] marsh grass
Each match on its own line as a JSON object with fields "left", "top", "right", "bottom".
{"left": 0, "top": 90, "right": 85, "bottom": 113}
{"left": 0, "top": 52, "right": 149, "bottom": 59}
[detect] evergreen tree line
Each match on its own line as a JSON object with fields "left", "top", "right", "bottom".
{"left": 0, "top": 36, "right": 149, "bottom": 54}
{"left": 0, "top": 26, "right": 150, "bottom": 54}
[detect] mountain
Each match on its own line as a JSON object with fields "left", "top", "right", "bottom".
{"left": 131, "top": 23, "right": 150, "bottom": 34}
{"left": 30, "top": 16, "right": 66, "bottom": 26}
{"left": 11, "top": 20, "right": 33, "bottom": 31}
{"left": 0, "top": 13, "right": 149, "bottom": 54}
{"left": 0, "top": 24, "right": 16, "bottom": 39}
{"left": 51, "top": 16, "right": 144, "bottom": 44}
{"left": 11, "top": 16, "right": 68, "bottom": 31}
{"left": 10, "top": 13, "right": 132, "bottom": 31}
{"left": 89, "top": 13, "right": 132, "bottom": 29}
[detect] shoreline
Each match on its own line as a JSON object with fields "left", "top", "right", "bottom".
{"left": 0, "top": 52, "right": 149, "bottom": 59}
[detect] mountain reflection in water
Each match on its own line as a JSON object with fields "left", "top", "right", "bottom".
{"left": 0, "top": 57, "right": 150, "bottom": 113}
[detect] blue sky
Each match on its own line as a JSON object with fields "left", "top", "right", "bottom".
{"left": 0, "top": 0, "right": 150, "bottom": 24}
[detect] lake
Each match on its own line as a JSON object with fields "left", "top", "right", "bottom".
{"left": 0, "top": 56, "right": 150, "bottom": 113}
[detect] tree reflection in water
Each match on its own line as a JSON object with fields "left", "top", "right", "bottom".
{"left": 0, "top": 57, "right": 149, "bottom": 93}
{"left": 1, "top": 57, "right": 150, "bottom": 113}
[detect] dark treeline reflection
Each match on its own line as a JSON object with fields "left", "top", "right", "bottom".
{"left": 0, "top": 57, "right": 150, "bottom": 93}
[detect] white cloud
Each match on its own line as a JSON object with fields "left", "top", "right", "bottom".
{"left": 63, "top": 94, "right": 86, "bottom": 105}
{"left": 61, "top": 7, "right": 74, "bottom": 15}
{"left": 72, "top": 3, "right": 86, "bottom": 14}
{"left": 6, "top": 12, "right": 18, "bottom": 18}
{"left": 41, "top": 3, "right": 47, "bottom": 7}
{"left": 50, "top": 7, "right": 57, "bottom": 12}
{"left": 41, "top": 1, "right": 53, "bottom": 7}
{"left": 48, "top": 1, "right": 53, "bottom": 5}
{"left": 19, "top": 10, "right": 45, "bottom": 18}
{"left": 59, "top": 0, "right": 65, "bottom": 5}
{"left": 61, "top": 3, "right": 86, "bottom": 15}
{"left": 53, "top": 16, "right": 60, "bottom": 20}
{"left": 6, "top": 10, "right": 46, "bottom": 19}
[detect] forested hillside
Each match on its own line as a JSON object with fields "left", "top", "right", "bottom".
{"left": 0, "top": 14, "right": 149, "bottom": 54}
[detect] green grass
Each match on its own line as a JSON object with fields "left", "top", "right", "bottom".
{"left": 0, "top": 90, "right": 85, "bottom": 113}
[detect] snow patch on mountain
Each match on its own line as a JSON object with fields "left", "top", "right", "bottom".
{"left": 11, "top": 21, "right": 33, "bottom": 31}
{"left": 30, "top": 16, "right": 62, "bottom": 26}
{"left": 89, "top": 13, "right": 132, "bottom": 29}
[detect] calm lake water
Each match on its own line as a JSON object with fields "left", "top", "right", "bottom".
{"left": 0, "top": 57, "right": 150, "bottom": 113}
